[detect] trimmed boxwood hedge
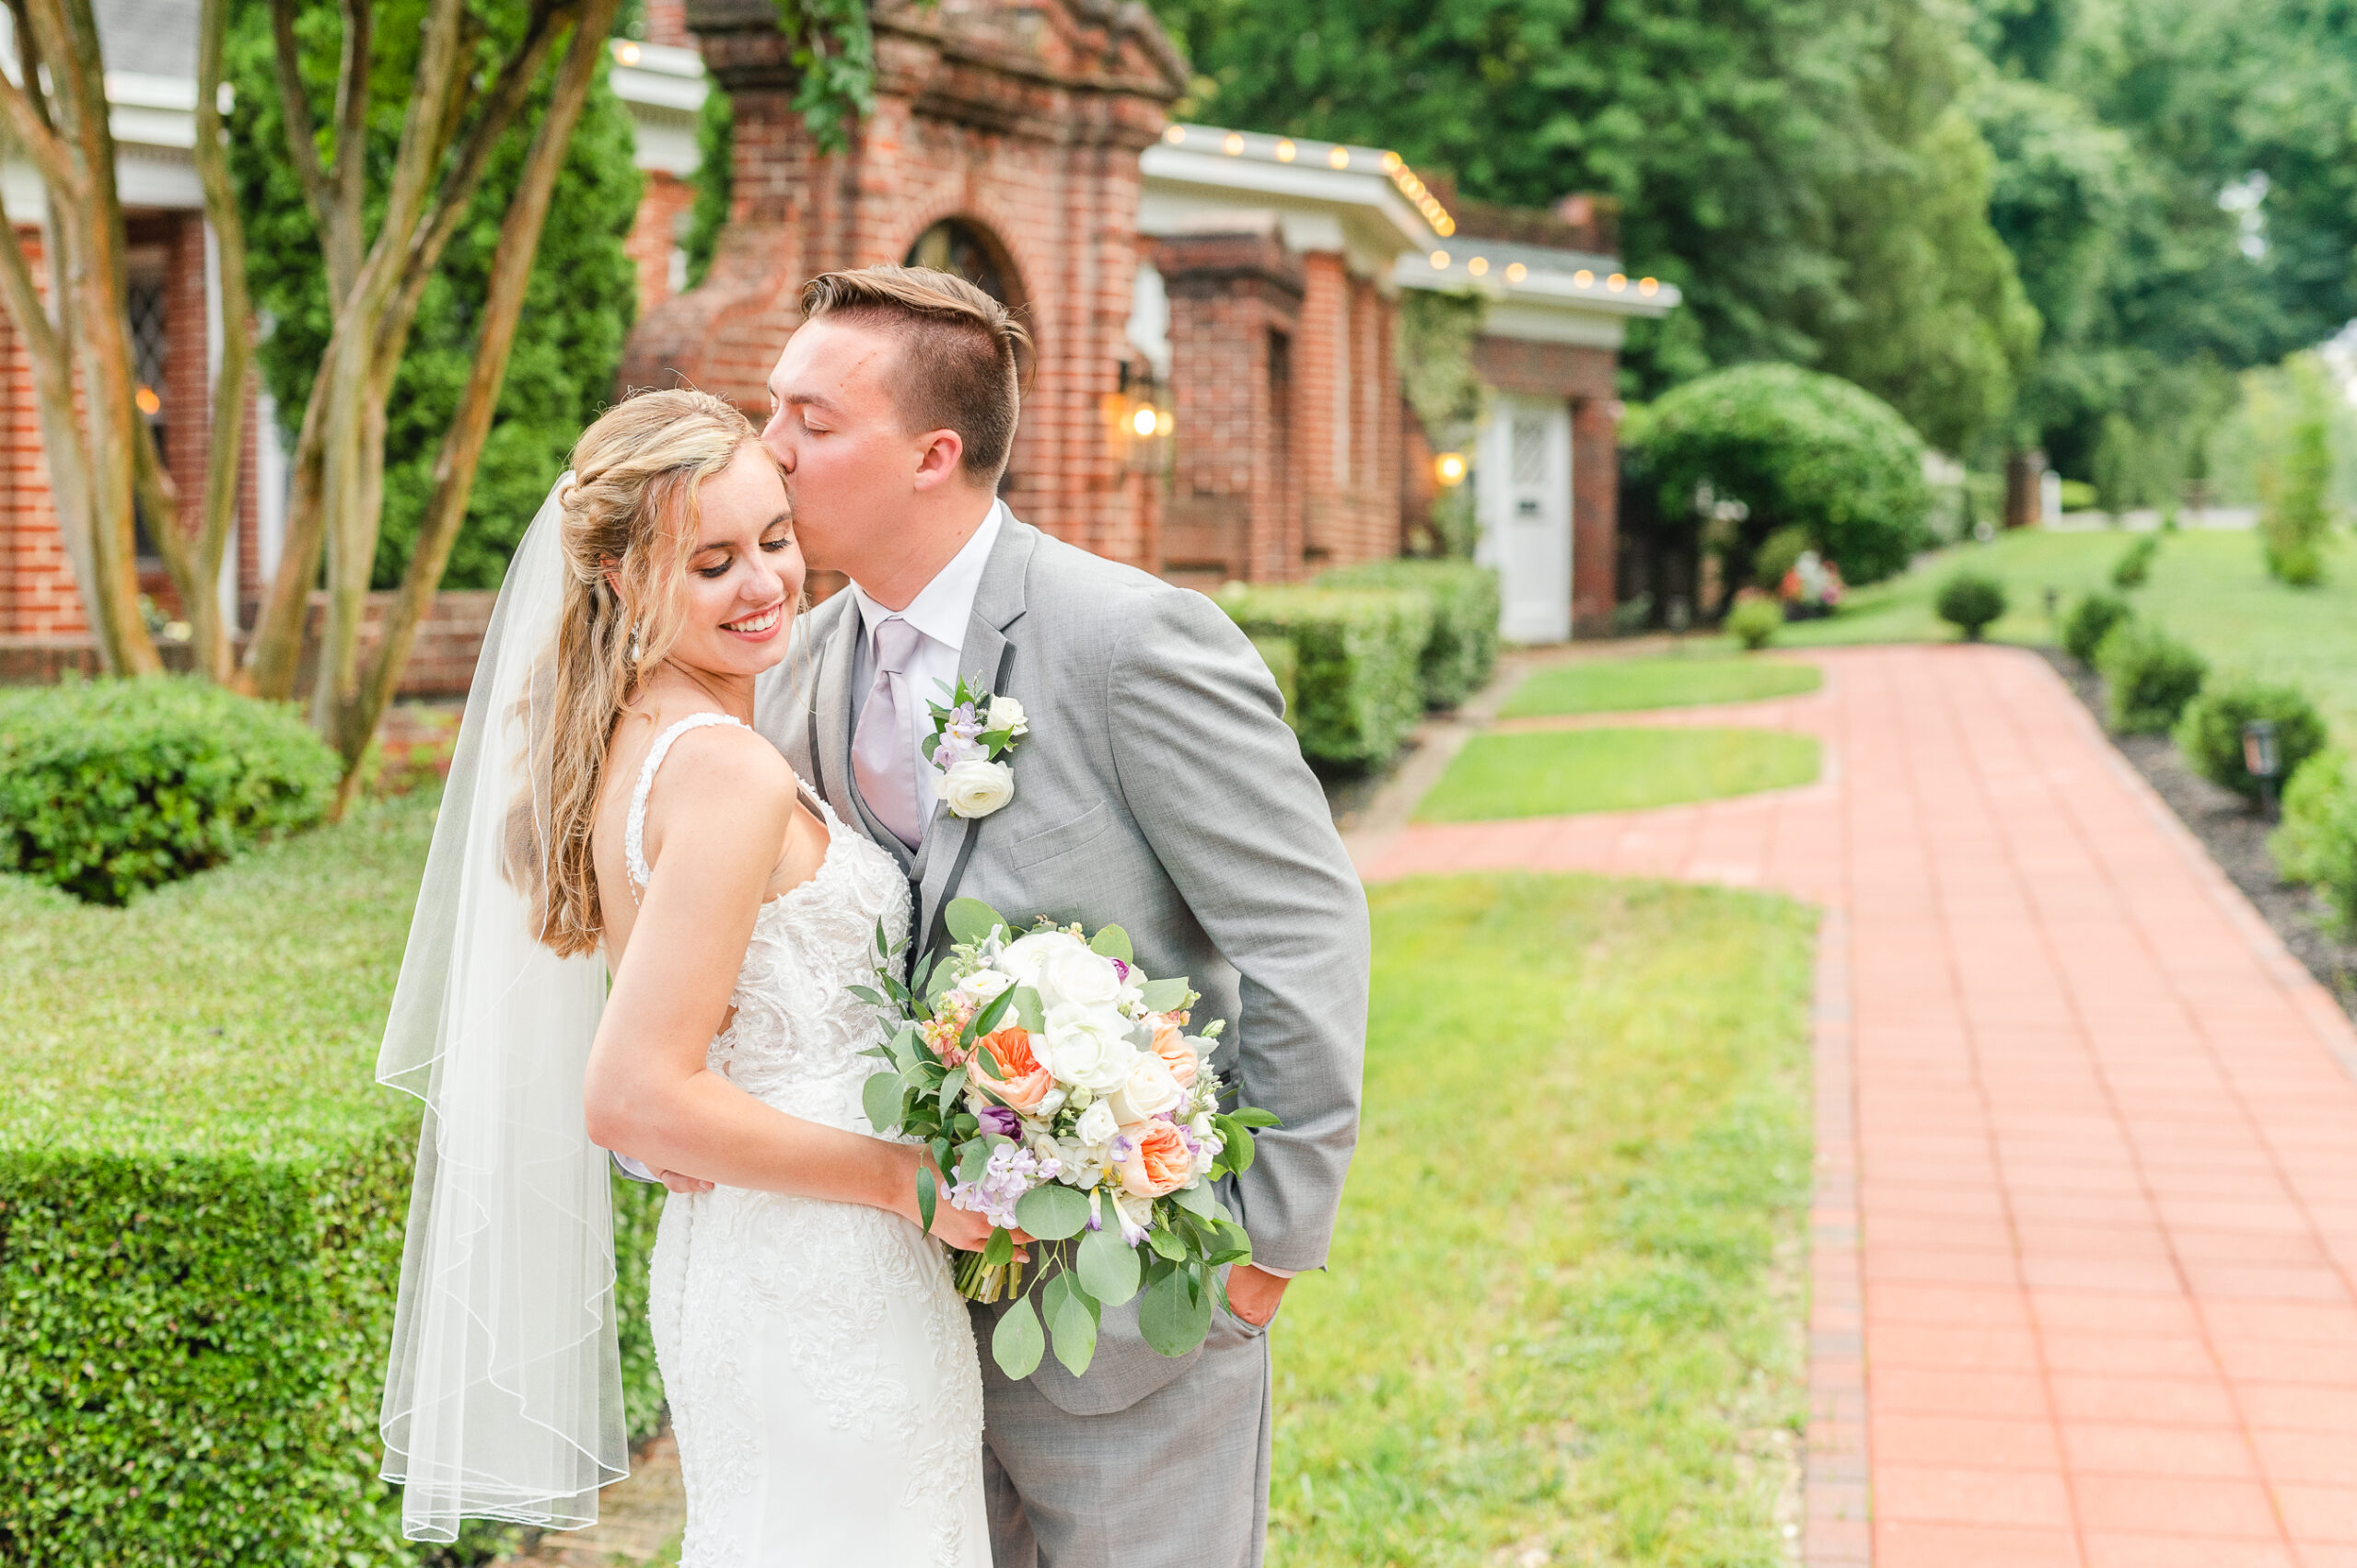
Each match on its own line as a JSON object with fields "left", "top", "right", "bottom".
{"left": 0, "top": 676, "right": 341, "bottom": 905}
{"left": 0, "top": 791, "right": 666, "bottom": 1566}
{"left": 1217, "top": 586, "right": 1433, "bottom": 768}
{"left": 1316, "top": 558, "right": 1501, "bottom": 709}
{"left": 1246, "top": 633, "right": 1300, "bottom": 731}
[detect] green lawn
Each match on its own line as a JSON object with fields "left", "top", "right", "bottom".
{"left": 0, "top": 790, "right": 440, "bottom": 1156}
{"left": 1270, "top": 873, "right": 1815, "bottom": 1566}
{"left": 1417, "top": 728, "right": 1821, "bottom": 822}
{"left": 1502, "top": 656, "right": 1822, "bottom": 718}
{"left": 1778, "top": 527, "right": 2357, "bottom": 740}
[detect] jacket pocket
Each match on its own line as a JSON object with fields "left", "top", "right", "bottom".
{"left": 1004, "top": 801, "right": 1113, "bottom": 870}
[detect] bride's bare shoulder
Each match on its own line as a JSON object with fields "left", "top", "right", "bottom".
{"left": 641, "top": 716, "right": 796, "bottom": 823}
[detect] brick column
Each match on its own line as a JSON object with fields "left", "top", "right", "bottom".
{"left": 0, "top": 223, "right": 79, "bottom": 638}
{"left": 1571, "top": 394, "right": 1620, "bottom": 637}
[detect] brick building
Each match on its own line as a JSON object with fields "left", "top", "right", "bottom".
{"left": 0, "top": 0, "right": 1678, "bottom": 671}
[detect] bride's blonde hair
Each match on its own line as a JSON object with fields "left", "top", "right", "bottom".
{"left": 513, "top": 388, "right": 763, "bottom": 957}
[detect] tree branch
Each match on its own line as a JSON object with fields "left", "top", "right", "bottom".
{"left": 0, "top": 14, "right": 70, "bottom": 192}
{"left": 267, "top": 0, "right": 343, "bottom": 291}
{"left": 329, "top": 0, "right": 370, "bottom": 261}
{"left": 184, "top": 0, "right": 250, "bottom": 680}
{"left": 348, "top": 0, "right": 621, "bottom": 798}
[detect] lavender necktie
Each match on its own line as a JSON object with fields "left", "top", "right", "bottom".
{"left": 853, "top": 616, "right": 926, "bottom": 850}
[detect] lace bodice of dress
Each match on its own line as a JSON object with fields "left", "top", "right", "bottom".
{"left": 625, "top": 714, "right": 912, "bottom": 1130}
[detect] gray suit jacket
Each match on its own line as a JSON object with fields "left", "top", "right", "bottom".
{"left": 755, "top": 516, "right": 1368, "bottom": 1416}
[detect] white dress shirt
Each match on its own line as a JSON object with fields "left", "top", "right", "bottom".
{"left": 846, "top": 501, "right": 1004, "bottom": 842}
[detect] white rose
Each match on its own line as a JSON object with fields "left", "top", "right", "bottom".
{"left": 1039, "top": 1003, "right": 1140, "bottom": 1093}
{"left": 955, "top": 969, "right": 1013, "bottom": 1006}
{"left": 1074, "top": 1099, "right": 1120, "bottom": 1148}
{"left": 987, "top": 695, "right": 1028, "bottom": 737}
{"left": 935, "top": 758, "right": 1014, "bottom": 819}
{"left": 997, "top": 930, "right": 1087, "bottom": 990}
{"left": 1042, "top": 946, "right": 1123, "bottom": 1009}
{"left": 1107, "top": 1053, "right": 1184, "bottom": 1126}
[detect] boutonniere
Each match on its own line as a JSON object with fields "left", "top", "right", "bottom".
{"left": 923, "top": 673, "right": 1028, "bottom": 820}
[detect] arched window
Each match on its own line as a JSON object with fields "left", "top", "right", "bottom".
{"left": 904, "top": 219, "right": 1012, "bottom": 304}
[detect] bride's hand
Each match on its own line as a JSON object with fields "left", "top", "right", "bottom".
{"left": 900, "top": 1148, "right": 1031, "bottom": 1257}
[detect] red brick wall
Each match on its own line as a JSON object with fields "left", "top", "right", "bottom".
{"left": 1288, "top": 256, "right": 1400, "bottom": 574}
{"left": 642, "top": 0, "right": 690, "bottom": 49}
{"left": 1154, "top": 233, "right": 1302, "bottom": 585}
{"left": 623, "top": 2, "right": 1182, "bottom": 569}
{"left": 625, "top": 171, "right": 696, "bottom": 323}
{"left": 0, "top": 225, "right": 79, "bottom": 638}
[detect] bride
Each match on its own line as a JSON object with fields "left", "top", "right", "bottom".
{"left": 377, "top": 389, "right": 995, "bottom": 1565}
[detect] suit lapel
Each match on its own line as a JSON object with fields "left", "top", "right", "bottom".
{"left": 914, "top": 518, "right": 1036, "bottom": 950}
{"left": 809, "top": 596, "right": 862, "bottom": 826}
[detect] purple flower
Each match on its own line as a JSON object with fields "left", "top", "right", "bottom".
{"left": 977, "top": 1105, "right": 1019, "bottom": 1138}
{"left": 1111, "top": 958, "right": 1132, "bottom": 981}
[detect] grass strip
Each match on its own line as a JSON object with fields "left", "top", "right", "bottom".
{"left": 1416, "top": 728, "right": 1820, "bottom": 822}
{"left": 1270, "top": 873, "right": 1815, "bottom": 1565}
{"left": 1502, "top": 656, "right": 1821, "bottom": 718}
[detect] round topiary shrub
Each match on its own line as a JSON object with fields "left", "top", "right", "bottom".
{"left": 2062, "top": 591, "right": 2133, "bottom": 665}
{"left": 0, "top": 677, "right": 341, "bottom": 904}
{"left": 1625, "top": 363, "right": 1933, "bottom": 587}
{"left": 1724, "top": 590, "right": 1783, "bottom": 650}
{"left": 2175, "top": 679, "right": 2329, "bottom": 805}
{"left": 1934, "top": 570, "right": 2007, "bottom": 640}
{"left": 2275, "top": 749, "right": 2357, "bottom": 933}
{"left": 2112, "top": 534, "right": 2159, "bottom": 589}
{"left": 2096, "top": 621, "right": 2208, "bottom": 736}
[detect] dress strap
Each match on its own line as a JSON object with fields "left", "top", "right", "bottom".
{"left": 625, "top": 713, "right": 749, "bottom": 902}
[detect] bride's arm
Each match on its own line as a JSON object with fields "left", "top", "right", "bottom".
{"left": 581, "top": 731, "right": 992, "bottom": 1248}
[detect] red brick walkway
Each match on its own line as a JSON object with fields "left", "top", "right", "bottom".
{"left": 1360, "top": 645, "right": 2357, "bottom": 1568}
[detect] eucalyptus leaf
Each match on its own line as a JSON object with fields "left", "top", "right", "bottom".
{"left": 945, "top": 899, "right": 1007, "bottom": 947}
{"left": 1225, "top": 1107, "right": 1283, "bottom": 1130}
{"left": 914, "top": 1167, "right": 936, "bottom": 1236}
{"left": 1010, "top": 985, "right": 1046, "bottom": 1033}
{"left": 1076, "top": 1222, "right": 1143, "bottom": 1307}
{"left": 847, "top": 984, "right": 886, "bottom": 1007}
{"left": 937, "top": 1066, "right": 970, "bottom": 1118}
{"left": 957, "top": 1142, "right": 993, "bottom": 1184}
{"left": 970, "top": 985, "right": 1016, "bottom": 1041}
{"left": 1088, "top": 924, "right": 1133, "bottom": 962}
{"left": 910, "top": 952, "right": 935, "bottom": 997}
{"left": 991, "top": 1294, "right": 1045, "bottom": 1379}
{"left": 1046, "top": 1272, "right": 1097, "bottom": 1367}
{"left": 1218, "top": 1117, "right": 1257, "bottom": 1173}
{"left": 1138, "top": 977, "right": 1190, "bottom": 1012}
{"left": 1171, "top": 1181, "right": 1219, "bottom": 1221}
{"left": 1145, "top": 1225, "right": 1187, "bottom": 1262}
{"left": 1015, "top": 1182, "right": 1090, "bottom": 1240}
{"left": 862, "top": 1072, "right": 904, "bottom": 1134}
{"left": 1138, "top": 1264, "right": 1213, "bottom": 1358}
{"left": 982, "top": 1227, "right": 1015, "bottom": 1269}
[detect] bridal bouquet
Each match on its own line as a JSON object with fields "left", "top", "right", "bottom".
{"left": 857, "top": 898, "right": 1277, "bottom": 1378}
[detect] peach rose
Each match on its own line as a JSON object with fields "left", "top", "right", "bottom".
{"left": 1151, "top": 1020, "right": 1198, "bottom": 1087}
{"left": 1114, "top": 1121, "right": 1192, "bottom": 1199}
{"left": 969, "top": 1026, "right": 1052, "bottom": 1113}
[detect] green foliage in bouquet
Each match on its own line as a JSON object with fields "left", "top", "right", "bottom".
{"left": 0, "top": 676, "right": 341, "bottom": 904}
{"left": 2174, "top": 678, "right": 2328, "bottom": 805}
{"left": 857, "top": 899, "right": 1280, "bottom": 1376}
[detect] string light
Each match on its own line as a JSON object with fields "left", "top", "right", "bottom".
{"left": 612, "top": 40, "right": 642, "bottom": 64}
{"left": 1223, "top": 133, "right": 1244, "bottom": 156}
{"left": 1328, "top": 146, "right": 1351, "bottom": 168}
{"left": 1573, "top": 269, "right": 1595, "bottom": 287}
{"left": 1431, "top": 250, "right": 1451, "bottom": 268}
{"left": 1275, "top": 138, "right": 1296, "bottom": 162}
{"left": 1434, "top": 453, "right": 1468, "bottom": 486}
{"left": 1467, "top": 257, "right": 1489, "bottom": 276}
{"left": 1608, "top": 273, "right": 1627, "bottom": 291}
{"left": 1638, "top": 277, "right": 1659, "bottom": 296}
{"left": 1505, "top": 262, "right": 1527, "bottom": 282}
{"left": 1382, "top": 151, "right": 1402, "bottom": 171}
{"left": 1163, "top": 125, "right": 1187, "bottom": 144}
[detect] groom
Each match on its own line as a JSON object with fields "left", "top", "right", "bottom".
{"left": 750, "top": 264, "right": 1368, "bottom": 1568}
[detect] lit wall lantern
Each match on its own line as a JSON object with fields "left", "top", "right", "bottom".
{"left": 134, "top": 385, "right": 160, "bottom": 416}
{"left": 2244, "top": 718, "right": 2282, "bottom": 819}
{"left": 1131, "top": 403, "right": 1159, "bottom": 438}
{"left": 1434, "top": 452, "right": 1467, "bottom": 487}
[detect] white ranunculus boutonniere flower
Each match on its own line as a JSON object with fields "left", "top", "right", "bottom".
{"left": 923, "top": 672, "right": 1028, "bottom": 820}
{"left": 936, "top": 759, "right": 1014, "bottom": 819}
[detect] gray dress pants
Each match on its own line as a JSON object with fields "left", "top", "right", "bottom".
{"left": 981, "top": 1310, "right": 1275, "bottom": 1568}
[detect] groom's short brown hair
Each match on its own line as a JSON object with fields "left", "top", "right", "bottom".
{"left": 799, "top": 264, "right": 1031, "bottom": 483}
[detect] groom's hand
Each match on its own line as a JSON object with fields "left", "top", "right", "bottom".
{"left": 656, "top": 1169, "right": 714, "bottom": 1193}
{"left": 1227, "top": 1264, "right": 1289, "bottom": 1328}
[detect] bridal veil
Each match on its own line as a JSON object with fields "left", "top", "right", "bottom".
{"left": 377, "top": 478, "right": 626, "bottom": 1540}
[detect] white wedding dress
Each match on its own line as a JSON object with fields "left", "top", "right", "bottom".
{"left": 629, "top": 714, "right": 989, "bottom": 1567}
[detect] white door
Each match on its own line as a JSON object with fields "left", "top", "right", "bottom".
{"left": 1473, "top": 394, "right": 1573, "bottom": 643}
